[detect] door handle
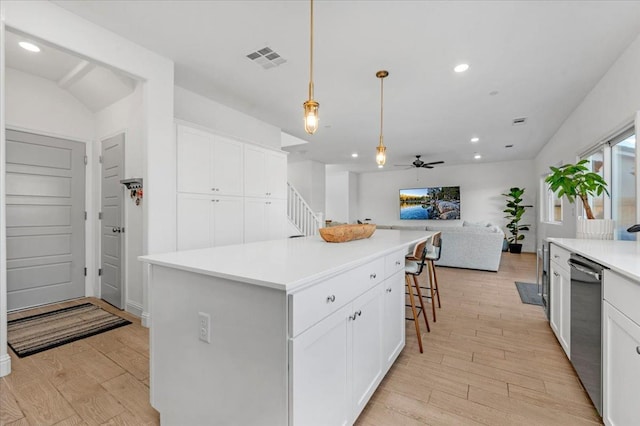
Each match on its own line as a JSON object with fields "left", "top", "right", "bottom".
{"left": 568, "top": 261, "right": 601, "bottom": 281}
{"left": 112, "top": 227, "right": 121, "bottom": 233}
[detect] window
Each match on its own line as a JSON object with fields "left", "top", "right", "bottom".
{"left": 611, "top": 131, "right": 636, "bottom": 240}
{"left": 583, "top": 149, "right": 605, "bottom": 219}
{"left": 542, "top": 175, "right": 562, "bottom": 223}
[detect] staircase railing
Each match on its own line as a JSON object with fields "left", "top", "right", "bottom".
{"left": 287, "top": 182, "right": 322, "bottom": 236}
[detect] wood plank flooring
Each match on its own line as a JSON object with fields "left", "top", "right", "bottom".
{"left": 0, "top": 253, "right": 601, "bottom": 425}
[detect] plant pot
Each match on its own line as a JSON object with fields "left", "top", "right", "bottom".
{"left": 576, "top": 218, "right": 614, "bottom": 240}
{"left": 509, "top": 243, "right": 522, "bottom": 254}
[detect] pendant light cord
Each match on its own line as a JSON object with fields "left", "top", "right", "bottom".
{"left": 379, "top": 76, "right": 384, "bottom": 145}
{"left": 309, "top": 0, "right": 314, "bottom": 100}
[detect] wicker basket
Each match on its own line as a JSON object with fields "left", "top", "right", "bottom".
{"left": 319, "top": 224, "right": 376, "bottom": 243}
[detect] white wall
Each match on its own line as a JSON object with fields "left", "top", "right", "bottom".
{"left": 326, "top": 171, "right": 361, "bottom": 224}
{"left": 357, "top": 160, "right": 537, "bottom": 252}
{"left": 287, "top": 160, "right": 326, "bottom": 214}
{"left": 5, "top": 68, "right": 95, "bottom": 141}
{"left": 534, "top": 33, "right": 640, "bottom": 243}
{"left": 175, "top": 86, "right": 281, "bottom": 150}
{"left": 95, "top": 84, "right": 145, "bottom": 316}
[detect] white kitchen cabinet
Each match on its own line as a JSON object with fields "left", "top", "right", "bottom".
{"left": 244, "top": 197, "right": 286, "bottom": 243}
{"left": 177, "top": 125, "right": 243, "bottom": 196}
{"left": 550, "top": 244, "right": 571, "bottom": 357}
{"left": 382, "top": 270, "right": 405, "bottom": 369}
{"left": 603, "top": 301, "right": 640, "bottom": 426}
{"left": 244, "top": 144, "right": 287, "bottom": 199}
{"left": 290, "top": 304, "right": 351, "bottom": 426}
{"left": 177, "top": 193, "right": 244, "bottom": 250}
{"left": 290, "top": 283, "right": 385, "bottom": 425}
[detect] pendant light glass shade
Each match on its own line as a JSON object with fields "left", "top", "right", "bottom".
{"left": 303, "top": 0, "right": 319, "bottom": 135}
{"left": 375, "top": 70, "right": 389, "bottom": 166}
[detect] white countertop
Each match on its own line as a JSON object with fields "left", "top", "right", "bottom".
{"left": 547, "top": 238, "right": 640, "bottom": 282}
{"left": 140, "top": 229, "right": 432, "bottom": 292}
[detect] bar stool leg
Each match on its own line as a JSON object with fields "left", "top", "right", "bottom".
{"left": 427, "top": 262, "right": 437, "bottom": 322}
{"left": 411, "top": 275, "right": 430, "bottom": 332}
{"left": 430, "top": 260, "right": 441, "bottom": 308}
{"left": 405, "top": 274, "right": 424, "bottom": 353}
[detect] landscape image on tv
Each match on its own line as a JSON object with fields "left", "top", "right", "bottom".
{"left": 399, "top": 186, "right": 461, "bottom": 220}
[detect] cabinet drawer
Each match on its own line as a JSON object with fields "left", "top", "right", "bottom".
{"left": 604, "top": 270, "right": 640, "bottom": 326}
{"left": 550, "top": 243, "right": 571, "bottom": 272}
{"left": 385, "top": 250, "right": 406, "bottom": 278}
{"left": 289, "top": 258, "right": 385, "bottom": 337}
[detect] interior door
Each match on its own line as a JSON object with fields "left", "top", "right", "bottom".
{"left": 101, "top": 134, "right": 125, "bottom": 309}
{"left": 5, "top": 129, "right": 86, "bottom": 311}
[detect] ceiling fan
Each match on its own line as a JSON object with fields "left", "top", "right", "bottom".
{"left": 395, "top": 155, "right": 445, "bottom": 169}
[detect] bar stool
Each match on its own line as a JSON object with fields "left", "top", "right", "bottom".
{"left": 425, "top": 233, "right": 443, "bottom": 322}
{"left": 405, "top": 238, "right": 431, "bottom": 353}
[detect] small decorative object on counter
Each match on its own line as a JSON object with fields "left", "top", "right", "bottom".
{"left": 319, "top": 223, "right": 376, "bottom": 243}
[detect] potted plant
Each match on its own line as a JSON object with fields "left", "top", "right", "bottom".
{"left": 545, "top": 159, "right": 612, "bottom": 239}
{"left": 502, "top": 187, "right": 532, "bottom": 253}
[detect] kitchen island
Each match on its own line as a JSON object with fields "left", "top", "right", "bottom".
{"left": 140, "top": 229, "right": 433, "bottom": 426}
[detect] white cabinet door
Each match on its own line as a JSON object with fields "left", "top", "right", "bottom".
{"left": 177, "top": 126, "right": 212, "bottom": 194}
{"left": 244, "top": 145, "right": 267, "bottom": 198}
{"left": 382, "top": 270, "right": 405, "bottom": 369}
{"left": 559, "top": 266, "right": 571, "bottom": 357}
{"left": 212, "top": 136, "right": 243, "bottom": 196}
{"left": 211, "top": 196, "right": 244, "bottom": 247}
{"left": 266, "top": 198, "right": 286, "bottom": 241}
{"left": 351, "top": 284, "right": 383, "bottom": 420}
{"left": 603, "top": 301, "right": 640, "bottom": 426}
{"left": 550, "top": 261, "right": 570, "bottom": 357}
{"left": 290, "top": 304, "right": 351, "bottom": 426}
{"left": 266, "top": 150, "right": 287, "bottom": 199}
{"left": 550, "top": 262, "right": 562, "bottom": 338}
{"left": 177, "top": 193, "right": 213, "bottom": 251}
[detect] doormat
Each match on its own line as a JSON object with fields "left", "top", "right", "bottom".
{"left": 515, "top": 282, "right": 543, "bottom": 306}
{"left": 8, "top": 303, "right": 131, "bottom": 358}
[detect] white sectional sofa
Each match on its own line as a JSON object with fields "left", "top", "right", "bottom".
{"left": 378, "top": 222, "right": 504, "bottom": 272}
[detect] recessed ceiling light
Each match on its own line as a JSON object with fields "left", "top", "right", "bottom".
{"left": 351, "top": 153, "right": 358, "bottom": 158}
{"left": 454, "top": 63, "right": 469, "bottom": 73}
{"left": 470, "top": 137, "right": 479, "bottom": 143}
{"left": 474, "top": 153, "right": 482, "bottom": 160}
{"left": 19, "top": 41, "right": 40, "bottom": 53}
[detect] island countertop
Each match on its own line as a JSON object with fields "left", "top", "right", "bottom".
{"left": 547, "top": 238, "right": 640, "bottom": 282}
{"left": 140, "top": 229, "right": 432, "bottom": 292}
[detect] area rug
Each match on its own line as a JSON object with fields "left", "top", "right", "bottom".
{"left": 515, "top": 282, "right": 543, "bottom": 306}
{"left": 7, "top": 302, "right": 131, "bottom": 358}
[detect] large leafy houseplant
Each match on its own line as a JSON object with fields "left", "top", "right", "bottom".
{"left": 544, "top": 159, "right": 608, "bottom": 220}
{"left": 502, "top": 187, "right": 532, "bottom": 253}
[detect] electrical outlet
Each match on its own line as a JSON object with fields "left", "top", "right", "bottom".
{"left": 198, "top": 312, "right": 211, "bottom": 343}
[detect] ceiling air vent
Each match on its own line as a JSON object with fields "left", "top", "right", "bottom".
{"left": 246, "top": 46, "right": 287, "bottom": 70}
{"left": 512, "top": 117, "right": 527, "bottom": 126}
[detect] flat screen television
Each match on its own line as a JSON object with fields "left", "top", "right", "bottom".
{"left": 399, "top": 186, "right": 461, "bottom": 220}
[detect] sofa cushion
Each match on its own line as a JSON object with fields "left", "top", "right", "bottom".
{"left": 462, "top": 220, "right": 491, "bottom": 227}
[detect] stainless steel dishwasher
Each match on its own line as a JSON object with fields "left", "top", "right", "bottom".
{"left": 568, "top": 253, "right": 605, "bottom": 416}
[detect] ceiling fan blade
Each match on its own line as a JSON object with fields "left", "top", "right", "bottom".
{"left": 424, "top": 160, "right": 445, "bottom": 166}
{"left": 422, "top": 165, "right": 434, "bottom": 169}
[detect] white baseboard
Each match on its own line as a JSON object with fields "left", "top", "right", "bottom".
{"left": 0, "top": 354, "right": 12, "bottom": 377}
{"left": 141, "top": 311, "right": 150, "bottom": 328}
{"left": 126, "top": 300, "right": 144, "bottom": 318}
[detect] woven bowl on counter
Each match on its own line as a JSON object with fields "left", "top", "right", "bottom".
{"left": 319, "top": 224, "right": 376, "bottom": 243}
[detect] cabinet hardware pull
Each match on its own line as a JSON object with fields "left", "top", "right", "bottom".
{"left": 554, "top": 254, "right": 560, "bottom": 259}
{"left": 370, "top": 273, "right": 377, "bottom": 279}
{"left": 637, "top": 346, "right": 640, "bottom": 355}
{"left": 356, "top": 310, "right": 362, "bottom": 317}
{"left": 386, "top": 288, "right": 392, "bottom": 293}
{"left": 326, "top": 295, "right": 336, "bottom": 303}
{"left": 395, "top": 261, "right": 401, "bottom": 266}
{"left": 553, "top": 272, "right": 559, "bottom": 277}
{"left": 349, "top": 313, "right": 357, "bottom": 321}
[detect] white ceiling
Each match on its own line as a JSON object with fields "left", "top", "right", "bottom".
{"left": 5, "top": 29, "right": 136, "bottom": 112}
{"left": 52, "top": 0, "right": 640, "bottom": 172}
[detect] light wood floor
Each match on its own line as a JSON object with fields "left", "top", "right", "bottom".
{"left": 0, "top": 253, "right": 601, "bottom": 425}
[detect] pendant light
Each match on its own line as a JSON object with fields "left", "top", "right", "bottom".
{"left": 303, "top": 0, "right": 319, "bottom": 134}
{"left": 375, "top": 70, "right": 389, "bottom": 166}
